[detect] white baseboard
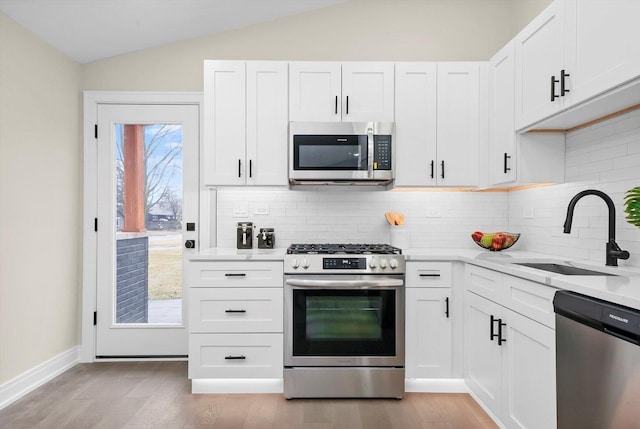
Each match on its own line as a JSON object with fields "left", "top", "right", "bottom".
{"left": 0, "top": 346, "right": 80, "bottom": 411}
{"left": 191, "top": 378, "right": 284, "bottom": 394}
{"left": 405, "top": 378, "right": 468, "bottom": 393}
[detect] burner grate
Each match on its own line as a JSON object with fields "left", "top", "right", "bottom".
{"left": 287, "top": 243, "right": 402, "bottom": 255}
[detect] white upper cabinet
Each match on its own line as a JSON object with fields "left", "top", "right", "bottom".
{"left": 564, "top": 0, "right": 640, "bottom": 107}
{"left": 395, "top": 62, "right": 481, "bottom": 187}
{"left": 488, "top": 41, "right": 517, "bottom": 185}
{"left": 289, "top": 62, "right": 394, "bottom": 122}
{"left": 204, "top": 60, "right": 288, "bottom": 186}
{"left": 514, "top": 1, "right": 565, "bottom": 130}
{"left": 515, "top": 0, "right": 640, "bottom": 131}
{"left": 487, "top": 41, "right": 565, "bottom": 187}
{"left": 246, "top": 62, "right": 289, "bottom": 186}
{"left": 203, "top": 61, "right": 246, "bottom": 185}
{"left": 436, "top": 63, "right": 480, "bottom": 187}
{"left": 394, "top": 63, "right": 438, "bottom": 186}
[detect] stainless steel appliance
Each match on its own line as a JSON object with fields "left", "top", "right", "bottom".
{"left": 257, "top": 227, "right": 275, "bottom": 249}
{"left": 289, "top": 122, "right": 395, "bottom": 187}
{"left": 554, "top": 290, "right": 640, "bottom": 429}
{"left": 284, "top": 243, "right": 405, "bottom": 399}
{"left": 236, "top": 222, "right": 253, "bottom": 249}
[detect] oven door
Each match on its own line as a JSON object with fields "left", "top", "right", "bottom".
{"left": 284, "top": 275, "right": 405, "bottom": 367}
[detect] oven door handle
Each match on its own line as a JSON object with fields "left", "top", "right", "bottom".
{"left": 285, "top": 279, "right": 403, "bottom": 288}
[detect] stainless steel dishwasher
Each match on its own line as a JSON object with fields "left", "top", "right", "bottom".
{"left": 554, "top": 290, "right": 640, "bottom": 429}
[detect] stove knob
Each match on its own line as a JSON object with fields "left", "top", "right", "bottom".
{"left": 301, "top": 258, "right": 310, "bottom": 269}
{"left": 290, "top": 258, "right": 300, "bottom": 269}
{"left": 389, "top": 258, "right": 398, "bottom": 269}
{"left": 379, "top": 258, "right": 388, "bottom": 269}
{"left": 369, "top": 258, "right": 378, "bottom": 268}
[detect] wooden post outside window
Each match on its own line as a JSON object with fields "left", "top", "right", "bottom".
{"left": 122, "top": 124, "right": 146, "bottom": 232}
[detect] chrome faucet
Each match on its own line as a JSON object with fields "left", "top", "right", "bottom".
{"left": 563, "top": 189, "right": 630, "bottom": 266}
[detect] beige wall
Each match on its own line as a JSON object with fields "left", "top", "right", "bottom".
{"left": 0, "top": 12, "right": 82, "bottom": 384}
{"left": 83, "top": 0, "right": 551, "bottom": 92}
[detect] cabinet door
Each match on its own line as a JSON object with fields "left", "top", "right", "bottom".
{"left": 502, "top": 308, "right": 556, "bottom": 429}
{"left": 514, "top": 1, "right": 565, "bottom": 130}
{"left": 564, "top": 0, "right": 640, "bottom": 106}
{"left": 394, "top": 63, "right": 438, "bottom": 186}
{"left": 203, "top": 61, "right": 246, "bottom": 185}
{"left": 289, "top": 62, "right": 341, "bottom": 122}
{"left": 488, "top": 42, "right": 517, "bottom": 185}
{"left": 405, "top": 288, "right": 452, "bottom": 378}
{"left": 436, "top": 63, "right": 480, "bottom": 186}
{"left": 465, "top": 292, "right": 502, "bottom": 417}
{"left": 246, "top": 61, "right": 289, "bottom": 186}
{"left": 341, "top": 62, "right": 395, "bottom": 122}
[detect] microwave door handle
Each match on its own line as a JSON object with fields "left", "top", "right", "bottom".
{"left": 367, "top": 127, "right": 374, "bottom": 178}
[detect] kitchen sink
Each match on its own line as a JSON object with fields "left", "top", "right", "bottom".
{"left": 514, "top": 262, "right": 617, "bottom": 276}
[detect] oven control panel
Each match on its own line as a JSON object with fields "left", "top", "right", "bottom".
{"left": 285, "top": 255, "right": 405, "bottom": 274}
{"left": 323, "top": 258, "right": 367, "bottom": 270}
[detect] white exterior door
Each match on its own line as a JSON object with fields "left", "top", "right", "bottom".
{"left": 95, "top": 103, "right": 199, "bottom": 357}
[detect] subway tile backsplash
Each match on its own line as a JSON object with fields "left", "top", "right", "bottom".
{"left": 217, "top": 189, "right": 509, "bottom": 250}
{"left": 509, "top": 109, "right": 640, "bottom": 268}
{"left": 215, "top": 109, "right": 640, "bottom": 268}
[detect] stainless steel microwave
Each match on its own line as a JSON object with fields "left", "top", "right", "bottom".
{"left": 289, "top": 122, "right": 395, "bottom": 187}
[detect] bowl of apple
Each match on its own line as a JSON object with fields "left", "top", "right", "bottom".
{"left": 471, "top": 231, "right": 520, "bottom": 251}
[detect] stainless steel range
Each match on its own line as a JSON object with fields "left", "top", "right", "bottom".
{"left": 284, "top": 243, "right": 405, "bottom": 399}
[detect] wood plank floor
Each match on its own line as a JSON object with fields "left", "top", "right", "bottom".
{"left": 0, "top": 362, "right": 498, "bottom": 429}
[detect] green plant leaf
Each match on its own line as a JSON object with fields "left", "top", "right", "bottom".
{"left": 624, "top": 186, "right": 640, "bottom": 227}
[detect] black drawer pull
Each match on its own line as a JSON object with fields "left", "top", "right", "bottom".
{"left": 490, "top": 315, "right": 499, "bottom": 341}
{"left": 225, "top": 355, "right": 246, "bottom": 360}
{"left": 445, "top": 297, "right": 450, "bottom": 318}
{"left": 498, "top": 320, "right": 507, "bottom": 346}
{"left": 419, "top": 273, "right": 441, "bottom": 277}
{"left": 225, "top": 309, "right": 246, "bottom": 313}
{"left": 225, "top": 273, "right": 246, "bottom": 277}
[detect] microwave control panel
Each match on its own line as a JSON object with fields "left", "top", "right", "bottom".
{"left": 373, "top": 135, "right": 392, "bottom": 170}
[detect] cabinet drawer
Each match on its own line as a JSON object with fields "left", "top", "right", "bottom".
{"left": 502, "top": 275, "right": 556, "bottom": 328}
{"left": 466, "top": 264, "right": 502, "bottom": 303}
{"left": 189, "top": 333, "right": 283, "bottom": 379}
{"left": 190, "top": 288, "right": 283, "bottom": 333}
{"left": 189, "top": 261, "right": 283, "bottom": 288}
{"left": 406, "top": 262, "right": 452, "bottom": 287}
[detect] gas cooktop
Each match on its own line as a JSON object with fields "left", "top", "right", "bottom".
{"left": 287, "top": 243, "right": 402, "bottom": 255}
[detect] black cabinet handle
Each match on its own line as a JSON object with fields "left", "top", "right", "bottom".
{"left": 225, "top": 309, "right": 246, "bottom": 313}
{"left": 498, "top": 320, "right": 507, "bottom": 346}
{"left": 225, "top": 273, "right": 247, "bottom": 277}
{"left": 430, "top": 160, "right": 435, "bottom": 179}
{"left": 441, "top": 160, "right": 445, "bottom": 179}
{"left": 445, "top": 297, "right": 450, "bottom": 318}
{"left": 249, "top": 160, "right": 253, "bottom": 178}
{"left": 419, "top": 273, "right": 441, "bottom": 277}
{"left": 504, "top": 152, "right": 511, "bottom": 174}
{"left": 225, "top": 355, "right": 246, "bottom": 360}
{"left": 490, "top": 315, "right": 499, "bottom": 341}
{"left": 561, "top": 69, "right": 570, "bottom": 96}
{"left": 335, "top": 95, "right": 338, "bottom": 114}
{"left": 551, "top": 75, "right": 560, "bottom": 101}
{"left": 346, "top": 96, "right": 349, "bottom": 114}
{"left": 238, "top": 159, "right": 242, "bottom": 178}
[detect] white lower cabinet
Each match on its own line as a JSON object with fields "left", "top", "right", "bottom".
{"left": 405, "top": 262, "right": 453, "bottom": 379}
{"left": 406, "top": 288, "right": 452, "bottom": 378}
{"left": 465, "top": 265, "right": 557, "bottom": 429}
{"left": 188, "top": 260, "right": 284, "bottom": 385}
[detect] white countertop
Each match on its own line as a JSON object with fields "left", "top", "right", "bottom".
{"left": 189, "top": 247, "right": 640, "bottom": 309}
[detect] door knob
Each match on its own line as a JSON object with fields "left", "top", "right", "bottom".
{"left": 185, "top": 240, "right": 196, "bottom": 249}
